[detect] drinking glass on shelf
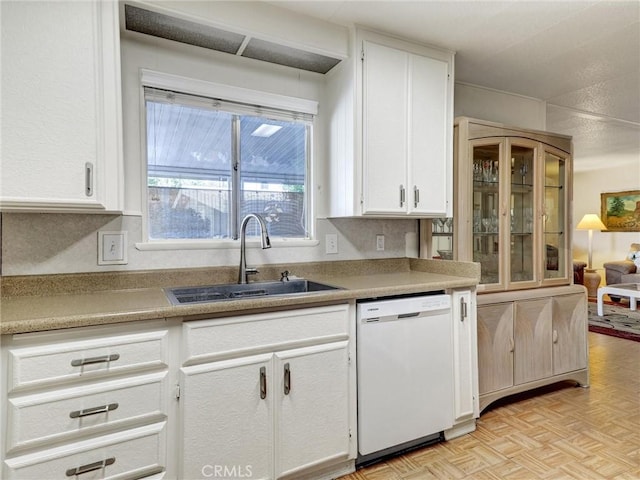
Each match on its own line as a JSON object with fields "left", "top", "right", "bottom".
{"left": 473, "top": 213, "right": 481, "bottom": 233}
{"left": 491, "top": 161, "right": 499, "bottom": 182}
{"left": 482, "top": 161, "right": 492, "bottom": 182}
{"left": 473, "top": 162, "right": 481, "bottom": 181}
{"left": 445, "top": 218, "right": 453, "bottom": 233}
{"left": 481, "top": 218, "right": 490, "bottom": 233}
{"left": 519, "top": 163, "right": 528, "bottom": 184}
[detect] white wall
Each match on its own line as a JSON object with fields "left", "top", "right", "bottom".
{"left": 454, "top": 83, "right": 546, "bottom": 130}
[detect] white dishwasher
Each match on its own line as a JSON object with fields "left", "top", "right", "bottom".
{"left": 357, "top": 293, "right": 453, "bottom": 466}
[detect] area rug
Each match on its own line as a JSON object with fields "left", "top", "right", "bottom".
{"left": 587, "top": 301, "right": 640, "bottom": 342}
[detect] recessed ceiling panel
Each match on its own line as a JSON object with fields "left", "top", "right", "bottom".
{"left": 242, "top": 37, "right": 341, "bottom": 74}
{"left": 124, "top": 4, "right": 246, "bottom": 54}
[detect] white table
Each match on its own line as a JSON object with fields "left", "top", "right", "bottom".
{"left": 596, "top": 283, "right": 640, "bottom": 316}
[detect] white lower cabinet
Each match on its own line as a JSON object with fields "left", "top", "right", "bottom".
{"left": 275, "top": 342, "right": 350, "bottom": 478}
{"left": 1, "top": 321, "right": 172, "bottom": 479}
{"left": 445, "top": 289, "right": 479, "bottom": 440}
{"left": 181, "top": 354, "right": 274, "bottom": 480}
{"left": 4, "top": 423, "right": 166, "bottom": 479}
{"left": 179, "top": 304, "right": 356, "bottom": 480}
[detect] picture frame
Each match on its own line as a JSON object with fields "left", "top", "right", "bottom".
{"left": 600, "top": 190, "right": 640, "bottom": 232}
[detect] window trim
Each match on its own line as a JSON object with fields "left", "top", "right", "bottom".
{"left": 140, "top": 69, "right": 318, "bottom": 115}
{"left": 138, "top": 70, "right": 318, "bottom": 248}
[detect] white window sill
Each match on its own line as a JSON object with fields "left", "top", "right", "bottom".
{"left": 135, "top": 238, "right": 319, "bottom": 251}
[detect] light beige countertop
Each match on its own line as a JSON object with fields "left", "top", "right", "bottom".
{"left": 1, "top": 258, "right": 479, "bottom": 335}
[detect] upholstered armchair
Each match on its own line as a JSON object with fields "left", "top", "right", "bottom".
{"left": 604, "top": 243, "right": 640, "bottom": 286}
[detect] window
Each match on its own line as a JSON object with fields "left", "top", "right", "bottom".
{"left": 144, "top": 87, "right": 312, "bottom": 242}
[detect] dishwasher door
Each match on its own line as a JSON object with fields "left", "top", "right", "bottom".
{"left": 357, "top": 295, "right": 453, "bottom": 458}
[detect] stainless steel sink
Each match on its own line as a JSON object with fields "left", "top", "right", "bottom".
{"left": 165, "top": 279, "right": 341, "bottom": 305}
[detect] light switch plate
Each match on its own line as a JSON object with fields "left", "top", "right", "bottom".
{"left": 325, "top": 234, "right": 338, "bottom": 254}
{"left": 98, "top": 231, "right": 128, "bottom": 265}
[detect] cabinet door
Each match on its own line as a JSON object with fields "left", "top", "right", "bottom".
{"left": 408, "top": 53, "right": 450, "bottom": 216}
{"left": 552, "top": 294, "right": 588, "bottom": 375}
{"left": 362, "top": 41, "right": 408, "bottom": 214}
{"left": 507, "top": 139, "right": 539, "bottom": 290}
{"left": 274, "top": 342, "right": 350, "bottom": 479}
{"left": 514, "top": 298, "right": 553, "bottom": 385}
{"left": 541, "top": 146, "right": 571, "bottom": 286}
{"left": 477, "top": 303, "right": 514, "bottom": 395}
{"left": 0, "top": 0, "right": 122, "bottom": 212}
{"left": 180, "top": 355, "right": 273, "bottom": 480}
{"left": 470, "top": 140, "right": 504, "bottom": 288}
{"left": 451, "top": 290, "right": 478, "bottom": 423}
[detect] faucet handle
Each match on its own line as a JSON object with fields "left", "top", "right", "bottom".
{"left": 246, "top": 268, "right": 259, "bottom": 277}
{"left": 280, "top": 270, "right": 290, "bottom": 282}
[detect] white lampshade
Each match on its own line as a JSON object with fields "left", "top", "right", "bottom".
{"left": 576, "top": 213, "right": 606, "bottom": 270}
{"left": 576, "top": 214, "right": 606, "bottom": 231}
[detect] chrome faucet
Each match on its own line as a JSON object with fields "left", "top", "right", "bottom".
{"left": 238, "top": 213, "right": 271, "bottom": 284}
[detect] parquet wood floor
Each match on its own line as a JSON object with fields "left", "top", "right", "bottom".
{"left": 340, "top": 332, "right": 640, "bottom": 480}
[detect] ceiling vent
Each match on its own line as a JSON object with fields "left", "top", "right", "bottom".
{"left": 124, "top": 4, "right": 342, "bottom": 74}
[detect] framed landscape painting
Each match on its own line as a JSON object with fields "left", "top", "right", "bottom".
{"left": 601, "top": 190, "right": 640, "bottom": 232}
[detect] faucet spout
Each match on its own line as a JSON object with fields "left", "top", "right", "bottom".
{"left": 238, "top": 213, "right": 271, "bottom": 284}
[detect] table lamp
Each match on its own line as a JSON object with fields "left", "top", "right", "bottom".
{"left": 576, "top": 213, "right": 607, "bottom": 296}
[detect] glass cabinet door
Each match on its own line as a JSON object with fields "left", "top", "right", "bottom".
{"left": 454, "top": 118, "right": 573, "bottom": 292}
{"left": 471, "top": 141, "right": 502, "bottom": 286}
{"left": 509, "top": 142, "right": 536, "bottom": 286}
{"left": 542, "top": 147, "right": 568, "bottom": 283}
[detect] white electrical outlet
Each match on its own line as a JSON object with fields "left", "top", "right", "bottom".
{"left": 325, "top": 234, "right": 338, "bottom": 254}
{"left": 98, "top": 231, "right": 128, "bottom": 265}
{"left": 376, "top": 234, "right": 385, "bottom": 251}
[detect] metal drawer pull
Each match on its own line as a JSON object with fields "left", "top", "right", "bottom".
{"left": 414, "top": 186, "right": 420, "bottom": 207}
{"left": 66, "top": 457, "right": 115, "bottom": 477}
{"left": 284, "top": 363, "right": 291, "bottom": 395}
{"left": 399, "top": 185, "right": 405, "bottom": 207}
{"left": 260, "top": 366, "right": 267, "bottom": 400}
{"left": 85, "top": 162, "right": 94, "bottom": 197}
{"left": 70, "top": 403, "right": 119, "bottom": 419}
{"left": 460, "top": 297, "right": 467, "bottom": 321}
{"left": 71, "top": 353, "right": 120, "bottom": 367}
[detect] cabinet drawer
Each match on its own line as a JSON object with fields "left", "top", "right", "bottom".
{"left": 7, "top": 330, "right": 169, "bottom": 392}
{"left": 183, "top": 304, "right": 350, "bottom": 364}
{"left": 6, "top": 372, "right": 167, "bottom": 453}
{"left": 3, "top": 422, "right": 166, "bottom": 479}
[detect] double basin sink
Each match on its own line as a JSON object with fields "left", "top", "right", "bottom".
{"left": 165, "top": 279, "right": 341, "bottom": 305}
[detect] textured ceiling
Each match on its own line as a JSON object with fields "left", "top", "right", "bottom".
{"left": 267, "top": 0, "right": 640, "bottom": 171}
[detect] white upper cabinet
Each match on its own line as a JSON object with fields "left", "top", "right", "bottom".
{"left": 0, "top": 0, "right": 123, "bottom": 212}
{"left": 326, "top": 29, "right": 453, "bottom": 218}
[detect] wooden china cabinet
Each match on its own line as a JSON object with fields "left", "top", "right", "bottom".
{"left": 426, "top": 117, "right": 589, "bottom": 411}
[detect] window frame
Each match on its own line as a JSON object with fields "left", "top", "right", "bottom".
{"left": 137, "top": 70, "right": 318, "bottom": 249}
